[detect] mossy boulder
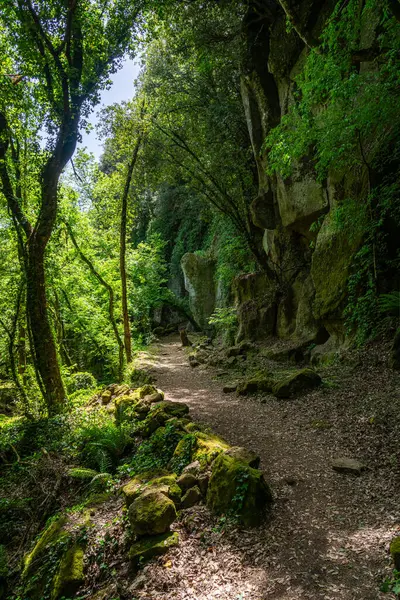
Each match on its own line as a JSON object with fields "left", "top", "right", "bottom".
{"left": 114, "top": 393, "right": 139, "bottom": 423}
{"left": 224, "top": 447, "right": 260, "bottom": 469}
{"left": 207, "top": 454, "right": 273, "bottom": 527}
{"left": 129, "top": 491, "right": 177, "bottom": 536}
{"left": 136, "top": 401, "right": 189, "bottom": 437}
{"left": 22, "top": 515, "right": 88, "bottom": 600}
{"left": 181, "top": 485, "right": 202, "bottom": 508}
{"left": 51, "top": 544, "right": 84, "bottom": 600}
{"left": 193, "top": 432, "right": 230, "bottom": 466}
{"left": 390, "top": 536, "right": 400, "bottom": 570}
{"left": 237, "top": 375, "right": 274, "bottom": 396}
{"left": 272, "top": 368, "right": 321, "bottom": 398}
{"left": 151, "top": 400, "right": 189, "bottom": 419}
{"left": 123, "top": 474, "right": 181, "bottom": 508}
{"left": 177, "top": 472, "right": 198, "bottom": 491}
{"left": 22, "top": 517, "right": 69, "bottom": 581}
{"left": 128, "top": 531, "right": 179, "bottom": 566}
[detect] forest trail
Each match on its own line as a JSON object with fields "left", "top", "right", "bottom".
{"left": 134, "top": 334, "right": 399, "bottom": 600}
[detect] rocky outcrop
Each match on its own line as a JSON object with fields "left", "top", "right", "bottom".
{"left": 207, "top": 452, "right": 273, "bottom": 526}
{"left": 181, "top": 253, "right": 216, "bottom": 331}
{"left": 272, "top": 368, "right": 322, "bottom": 398}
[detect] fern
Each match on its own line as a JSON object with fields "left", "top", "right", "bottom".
{"left": 379, "top": 292, "right": 400, "bottom": 315}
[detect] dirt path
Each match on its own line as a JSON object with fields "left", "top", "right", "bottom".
{"left": 134, "top": 335, "right": 399, "bottom": 600}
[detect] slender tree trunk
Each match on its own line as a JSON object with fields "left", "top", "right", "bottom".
{"left": 120, "top": 134, "right": 142, "bottom": 363}
{"left": 66, "top": 222, "right": 125, "bottom": 382}
{"left": 26, "top": 234, "right": 66, "bottom": 414}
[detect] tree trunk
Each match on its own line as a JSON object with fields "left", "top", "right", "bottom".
{"left": 120, "top": 134, "right": 142, "bottom": 363}
{"left": 26, "top": 234, "right": 66, "bottom": 414}
{"left": 66, "top": 223, "right": 125, "bottom": 382}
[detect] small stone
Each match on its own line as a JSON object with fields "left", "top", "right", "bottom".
{"left": 332, "top": 458, "right": 366, "bottom": 475}
{"left": 223, "top": 384, "right": 237, "bottom": 393}
{"left": 224, "top": 446, "right": 260, "bottom": 469}
{"left": 226, "top": 356, "right": 237, "bottom": 366}
{"left": 177, "top": 472, "right": 198, "bottom": 491}
{"left": 181, "top": 486, "right": 202, "bottom": 508}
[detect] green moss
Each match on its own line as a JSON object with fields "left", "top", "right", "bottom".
{"left": 128, "top": 531, "right": 179, "bottom": 566}
{"left": 129, "top": 491, "right": 177, "bottom": 536}
{"left": 150, "top": 401, "right": 189, "bottom": 418}
{"left": 22, "top": 517, "right": 68, "bottom": 580}
{"left": 272, "top": 368, "right": 322, "bottom": 399}
{"left": 123, "top": 473, "right": 181, "bottom": 507}
{"left": 237, "top": 375, "right": 274, "bottom": 396}
{"left": 207, "top": 454, "right": 273, "bottom": 527}
{"left": 51, "top": 544, "right": 85, "bottom": 600}
{"left": 193, "top": 432, "right": 230, "bottom": 467}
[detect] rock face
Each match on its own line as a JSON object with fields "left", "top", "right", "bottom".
{"left": 233, "top": 1, "right": 384, "bottom": 350}
{"left": 207, "top": 453, "right": 273, "bottom": 526}
{"left": 181, "top": 253, "right": 216, "bottom": 331}
{"left": 273, "top": 368, "right": 321, "bottom": 398}
{"left": 233, "top": 273, "right": 277, "bottom": 343}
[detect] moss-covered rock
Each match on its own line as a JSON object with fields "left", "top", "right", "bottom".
{"left": 22, "top": 514, "right": 88, "bottom": 600}
{"left": 207, "top": 454, "right": 273, "bottom": 527}
{"left": 390, "top": 536, "right": 400, "bottom": 570}
{"left": 272, "top": 368, "right": 321, "bottom": 398}
{"left": 177, "top": 472, "right": 198, "bottom": 491}
{"left": 128, "top": 531, "right": 179, "bottom": 566}
{"left": 129, "top": 491, "right": 177, "bottom": 536}
{"left": 123, "top": 474, "right": 182, "bottom": 509}
{"left": 224, "top": 447, "right": 260, "bottom": 469}
{"left": 181, "top": 485, "right": 202, "bottom": 508}
{"left": 51, "top": 544, "right": 84, "bottom": 600}
{"left": 122, "top": 470, "right": 169, "bottom": 505}
{"left": 311, "top": 210, "right": 363, "bottom": 322}
{"left": 22, "top": 517, "right": 69, "bottom": 581}
{"left": 193, "top": 432, "right": 230, "bottom": 466}
{"left": 237, "top": 375, "right": 274, "bottom": 396}
{"left": 151, "top": 400, "right": 189, "bottom": 419}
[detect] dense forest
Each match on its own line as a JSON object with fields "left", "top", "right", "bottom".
{"left": 1, "top": 1, "right": 400, "bottom": 599}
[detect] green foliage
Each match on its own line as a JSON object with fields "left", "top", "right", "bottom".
{"left": 379, "top": 292, "right": 400, "bottom": 316}
{"left": 381, "top": 570, "right": 400, "bottom": 595}
{"left": 208, "top": 307, "right": 238, "bottom": 336}
{"left": 265, "top": 1, "right": 400, "bottom": 180}
{"left": 169, "top": 433, "right": 197, "bottom": 475}
{"left": 77, "top": 420, "right": 132, "bottom": 473}
{"left": 118, "top": 421, "right": 183, "bottom": 477}
{"left": 65, "top": 372, "right": 97, "bottom": 395}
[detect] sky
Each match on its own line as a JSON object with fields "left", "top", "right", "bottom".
{"left": 77, "top": 58, "right": 141, "bottom": 160}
